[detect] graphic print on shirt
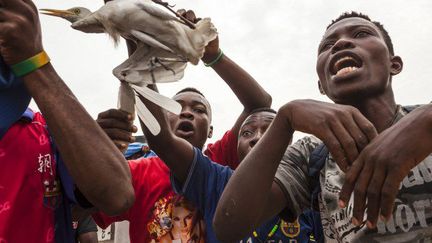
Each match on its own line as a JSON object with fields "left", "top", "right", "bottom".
{"left": 280, "top": 219, "right": 300, "bottom": 238}
{"left": 320, "top": 155, "right": 432, "bottom": 242}
{"left": 37, "top": 136, "right": 61, "bottom": 210}
{"left": 147, "top": 195, "right": 205, "bottom": 243}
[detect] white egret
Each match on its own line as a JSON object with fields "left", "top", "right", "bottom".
{"left": 40, "top": 0, "right": 218, "bottom": 135}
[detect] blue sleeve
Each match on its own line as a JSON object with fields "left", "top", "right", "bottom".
{"left": 55, "top": 148, "right": 78, "bottom": 205}
{"left": 171, "top": 147, "right": 233, "bottom": 216}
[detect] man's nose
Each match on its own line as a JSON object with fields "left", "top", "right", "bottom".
{"left": 331, "top": 38, "right": 354, "bottom": 54}
{"left": 249, "top": 133, "right": 263, "bottom": 148}
{"left": 179, "top": 109, "right": 194, "bottom": 119}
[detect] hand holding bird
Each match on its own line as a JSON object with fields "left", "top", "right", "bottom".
{"left": 40, "top": 0, "right": 218, "bottom": 135}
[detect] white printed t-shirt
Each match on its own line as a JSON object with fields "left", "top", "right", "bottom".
{"left": 275, "top": 106, "right": 432, "bottom": 243}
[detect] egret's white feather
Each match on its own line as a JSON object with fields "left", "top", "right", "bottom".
{"left": 131, "top": 30, "right": 174, "bottom": 53}
{"left": 132, "top": 84, "right": 181, "bottom": 115}
{"left": 135, "top": 96, "right": 161, "bottom": 135}
{"left": 134, "top": 1, "right": 180, "bottom": 22}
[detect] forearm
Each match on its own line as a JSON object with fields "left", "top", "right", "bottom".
{"left": 214, "top": 108, "right": 293, "bottom": 241}
{"left": 23, "top": 64, "right": 134, "bottom": 215}
{"left": 207, "top": 54, "right": 272, "bottom": 112}
{"left": 138, "top": 90, "right": 193, "bottom": 182}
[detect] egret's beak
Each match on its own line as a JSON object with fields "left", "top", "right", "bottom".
{"left": 39, "top": 9, "right": 75, "bottom": 18}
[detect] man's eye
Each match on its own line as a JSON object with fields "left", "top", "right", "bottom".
{"left": 241, "top": 131, "right": 253, "bottom": 137}
{"left": 354, "top": 31, "right": 370, "bottom": 38}
{"left": 319, "top": 42, "right": 334, "bottom": 53}
{"left": 193, "top": 108, "right": 205, "bottom": 113}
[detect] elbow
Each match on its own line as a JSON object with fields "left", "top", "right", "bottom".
{"left": 96, "top": 182, "right": 135, "bottom": 216}
{"left": 263, "top": 93, "right": 272, "bottom": 108}
{"left": 247, "top": 93, "right": 272, "bottom": 113}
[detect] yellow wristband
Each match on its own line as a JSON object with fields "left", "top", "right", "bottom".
{"left": 11, "top": 51, "right": 50, "bottom": 77}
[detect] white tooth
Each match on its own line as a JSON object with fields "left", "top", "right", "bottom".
{"left": 335, "top": 66, "right": 358, "bottom": 76}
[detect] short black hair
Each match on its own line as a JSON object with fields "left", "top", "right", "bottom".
{"left": 327, "top": 11, "right": 394, "bottom": 55}
{"left": 175, "top": 87, "right": 206, "bottom": 98}
{"left": 249, "top": 107, "right": 277, "bottom": 115}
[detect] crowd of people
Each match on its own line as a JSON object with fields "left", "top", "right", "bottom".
{"left": 1, "top": 0, "right": 432, "bottom": 243}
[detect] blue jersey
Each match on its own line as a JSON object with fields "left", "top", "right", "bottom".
{"left": 172, "top": 147, "right": 319, "bottom": 242}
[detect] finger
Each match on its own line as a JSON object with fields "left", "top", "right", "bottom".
{"left": 366, "top": 168, "right": 386, "bottom": 229}
{"left": 339, "top": 155, "right": 365, "bottom": 208}
{"left": 0, "top": 9, "right": 14, "bottom": 22}
{"left": 321, "top": 130, "right": 348, "bottom": 171}
{"left": 351, "top": 161, "right": 374, "bottom": 227}
{"left": 97, "top": 109, "right": 133, "bottom": 121}
{"left": 113, "top": 140, "right": 129, "bottom": 151}
{"left": 352, "top": 111, "right": 378, "bottom": 142}
{"left": 177, "top": 8, "right": 186, "bottom": 17}
{"left": 21, "top": 0, "right": 38, "bottom": 16}
{"left": 97, "top": 118, "right": 136, "bottom": 132}
{"left": 185, "top": 10, "right": 196, "bottom": 23}
{"left": 0, "top": 0, "right": 21, "bottom": 8}
{"left": 342, "top": 114, "right": 369, "bottom": 152}
{"left": 104, "top": 128, "right": 135, "bottom": 143}
{"left": 330, "top": 121, "right": 359, "bottom": 165}
{"left": 379, "top": 172, "right": 401, "bottom": 221}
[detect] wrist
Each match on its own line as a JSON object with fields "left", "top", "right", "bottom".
{"left": 11, "top": 51, "right": 51, "bottom": 77}
{"left": 202, "top": 49, "right": 224, "bottom": 66}
{"left": 277, "top": 103, "right": 295, "bottom": 135}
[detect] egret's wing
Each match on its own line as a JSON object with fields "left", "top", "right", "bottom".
{"left": 135, "top": 97, "right": 161, "bottom": 135}
{"left": 132, "top": 84, "right": 181, "bottom": 115}
{"left": 118, "top": 82, "right": 136, "bottom": 114}
{"left": 131, "top": 30, "right": 174, "bottom": 53}
{"left": 113, "top": 42, "right": 152, "bottom": 82}
{"left": 135, "top": 1, "right": 179, "bottom": 22}
{"left": 127, "top": 59, "right": 186, "bottom": 84}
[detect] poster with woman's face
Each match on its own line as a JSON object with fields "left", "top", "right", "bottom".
{"left": 148, "top": 195, "right": 205, "bottom": 243}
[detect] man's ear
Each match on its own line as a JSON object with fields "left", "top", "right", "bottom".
{"left": 390, "top": 55, "right": 403, "bottom": 76}
{"left": 208, "top": 125, "right": 213, "bottom": 139}
{"left": 318, "top": 80, "right": 326, "bottom": 95}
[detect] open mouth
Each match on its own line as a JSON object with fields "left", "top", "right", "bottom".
{"left": 176, "top": 121, "right": 194, "bottom": 136}
{"left": 330, "top": 53, "right": 363, "bottom": 77}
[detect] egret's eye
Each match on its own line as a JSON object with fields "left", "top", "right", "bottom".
{"left": 74, "top": 9, "right": 81, "bottom": 14}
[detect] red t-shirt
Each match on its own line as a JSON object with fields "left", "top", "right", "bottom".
{"left": 0, "top": 112, "right": 59, "bottom": 243}
{"left": 204, "top": 130, "right": 239, "bottom": 169}
{"left": 93, "top": 130, "right": 238, "bottom": 243}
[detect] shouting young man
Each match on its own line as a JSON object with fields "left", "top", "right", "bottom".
{"left": 215, "top": 12, "right": 432, "bottom": 243}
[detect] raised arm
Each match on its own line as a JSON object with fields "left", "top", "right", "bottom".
{"left": 0, "top": 0, "right": 134, "bottom": 215}
{"left": 214, "top": 100, "right": 378, "bottom": 241}
{"left": 138, "top": 87, "right": 195, "bottom": 183}
{"left": 180, "top": 10, "right": 272, "bottom": 136}
{"left": 214, "top": 103, "right": 293, "bottom": 241}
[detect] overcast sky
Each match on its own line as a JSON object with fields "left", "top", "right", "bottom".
{"left": 33, "top": 0, "right": 432, "bottom": 142}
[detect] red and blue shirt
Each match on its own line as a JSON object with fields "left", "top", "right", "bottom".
{"left": 0, "top": 109, "right": 76, "bottom": 243}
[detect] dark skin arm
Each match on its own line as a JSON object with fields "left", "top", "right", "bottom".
{"left": 101, "top": 1, "right": 195, "bottom": 182}
{"left": 339, "top": 103, "right": 432, "bottom": 229}
{"left": 180, "top": 9, "right": 272, "bottom": 136}
{"left": 214, "top": 100, "right": 377, "bottom": 241}
{"left": 78, "top": 232, "right": 98, "bottom": 243}
{"left": 0, "top": 0, "right": 134, "bottom": 215}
